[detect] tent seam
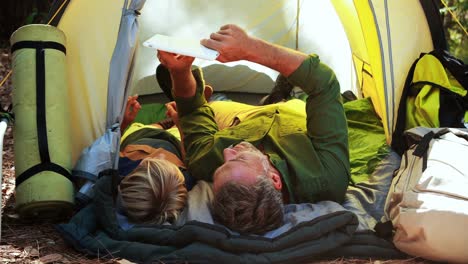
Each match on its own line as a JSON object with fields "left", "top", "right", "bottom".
{"left": 384, "top": 0, "right": 395, "bottom": 135}
{"left": 368, "top": 0, "right": 391, "bottom": 138}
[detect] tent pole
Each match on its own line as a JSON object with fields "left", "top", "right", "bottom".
{"left": 440, "top": 0, "right": 468, "bottom": 36}
{"left": 295, "top": 0, "right": 300, "bottom": 50}
{"left": 46, "top": 0, "right": 69, "bottom": 25}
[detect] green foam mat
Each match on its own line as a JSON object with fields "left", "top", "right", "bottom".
{"left": 133, "top": 103, "right": 167, "bottom": 125}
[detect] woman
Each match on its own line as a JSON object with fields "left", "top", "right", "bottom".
{"left": 117, "top": 95, "right": 194, "bottom": 225}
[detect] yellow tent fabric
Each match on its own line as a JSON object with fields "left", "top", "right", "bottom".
{"left": 57, "top": 0, "right": 122, "bottom": 163}
{"left": 55, "top": 0, "right": 436, "bottom": 165}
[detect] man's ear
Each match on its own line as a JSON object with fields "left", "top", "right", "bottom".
{"left": 269, "top": 172, "right": 282, "bottom": 190}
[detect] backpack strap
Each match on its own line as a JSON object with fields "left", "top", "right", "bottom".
{"left": 430, "top": 50, "right": 468, "bottom": 127}
{"left": 375, "top": 221, "right": 394, "bottom": 240}
{"left": 413, "top": 130, "right": 438, "bottom": 171}
{"left": 430, "top": 49, "right": 468, "bottom": 89}
{"left": 392, "top": 53, "right": 425, "bottom": 155}
{"left": 439, "top": 88, "right": 468, "bottom": 127}
{"left": 413, "top": 131, "right": 435, "bottom": 157}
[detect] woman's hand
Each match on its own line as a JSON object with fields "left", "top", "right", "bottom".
{"left": 165, "top": 101, "right": 186, "bottom": 159}
{"left": 157, "top": 50, "right": 195, "bottom": 73}
{"left": 157, "top": 51, "right": 197, "bottom": 98}
{"left": 121, "top": 95, "right": 142, "bottom": 132}
{"left": 165, "top": 101, "right": 180, "bottom": 128}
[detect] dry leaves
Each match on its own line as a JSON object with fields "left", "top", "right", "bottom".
{"left": 0, "top": 47, "right": 121, "bottom": 264}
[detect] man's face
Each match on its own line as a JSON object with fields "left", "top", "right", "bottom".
{"left": 213, "top": 142, "right": 269, "bottom": 193}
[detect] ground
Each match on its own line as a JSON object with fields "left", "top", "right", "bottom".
{"left": 0, "top": 48, "right": 125, "bottom": 264}
{"left": 0, "top": 48, "right": 436, "bottom": 264}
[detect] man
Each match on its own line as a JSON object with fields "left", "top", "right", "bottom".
{"left": 158, "top": 24, "right": 350, "bottom": 235}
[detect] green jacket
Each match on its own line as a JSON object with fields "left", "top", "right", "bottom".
{"left": 175, "top": 54, "right": 350, "bottom": 203}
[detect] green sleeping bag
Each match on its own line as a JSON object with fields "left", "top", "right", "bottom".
{"left": 10, "top": 24, "right": 74, "bottom": 219}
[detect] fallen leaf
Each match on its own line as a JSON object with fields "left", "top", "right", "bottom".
{"left": 6, "top": 213, "right": 19, "bottom": 219}
{"left": 23, "top": 246, "right": 40, "bottom": 257}
{"left": 118, "top": 259, "right": 137, "bottom": 264}
{"left": 39, "top": 253, "right": 63, "bottom": 263}
{"left": 45, "top": 239, "right": 55, "bottom": 245}
{"left": 20, "top": 246, "right": 40, "bottom": 258}
{"left": 30, "top": 248, "right": 40, "bottom": 257}
{"left": 9, "top": 251, "right": 21, "bottom": 257}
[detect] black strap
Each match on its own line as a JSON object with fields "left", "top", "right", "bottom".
{"left": 11, "top": 40, "right": 68, "bottom": 187}
{"left": 72, "top": 169, "right": 98, "bottom": 182}
{"left": 391, "top": 54, "right": 423, "bottom": 155}
{"left": 16, "top": 162, "right": 72, "bottom": 186}
{"left": 412, "top": 131, "right": 435, "bottom": 172}
{"left": 429, "top": 49, "right": 468, "bottom": 90}
{"left": 375, "top": 221, "right": 394, "bottom": 240}
{"left": 419, "top": 0, "right": 448, "bottom": 51}
{"left": 11, "top": 41, "right": 66, "bottom": 54}
{"left": 439, "top": 88, "right": 468, "bottom": 127}
{"left": 413, "top": 131, "right": 435, "bottom": 157}
{"left": 36, "top": 47, "right": 50, "bottom": 163}
{"left": 429, "top": 50, "right": 468, "bottom": 127}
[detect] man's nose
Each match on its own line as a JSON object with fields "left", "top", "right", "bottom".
{"left": 223, "top": 148, "right": 237, "bottom": 161}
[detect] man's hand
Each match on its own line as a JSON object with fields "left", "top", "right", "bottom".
{"left": 201, "top": 24, "right": 306, "bottom": 76}
{"left": 201, "top": 24, "right": 255, "bottom": 63}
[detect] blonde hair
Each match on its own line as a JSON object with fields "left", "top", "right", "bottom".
{"left": 118, "top": 158, "right": 187, "bottom": 224}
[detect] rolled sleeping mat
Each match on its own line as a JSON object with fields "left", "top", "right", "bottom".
{"left": 10, "top": 24, "right": 74, "bottom": 219}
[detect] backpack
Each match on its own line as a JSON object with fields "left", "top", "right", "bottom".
{"left": 381, "top": 127, "right": 468, "bottom": 263}
{"left": 392, "top": 50, "right": 468, "bottom": 155}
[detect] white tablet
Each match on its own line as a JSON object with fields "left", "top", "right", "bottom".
{"left": 143, "top": 34, "right": 219, "bottom": 61}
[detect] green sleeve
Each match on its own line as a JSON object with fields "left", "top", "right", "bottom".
{"left": 288, "top": 54, "right": 350, "bottom": 181}
{"left": 174, "top": 69, "right": 221, "bottom": 181}
{"left": 175, "top": 68, "right": 208, "bottom": 116}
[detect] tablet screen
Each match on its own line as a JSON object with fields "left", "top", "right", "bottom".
{"left": 143, "top": 34, "right": 219, "bottom": 61}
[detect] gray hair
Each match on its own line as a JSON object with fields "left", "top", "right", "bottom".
{"left": 212, "top": 176, "right": 284, "bottom": 235}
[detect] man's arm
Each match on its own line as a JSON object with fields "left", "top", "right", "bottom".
{"left": 157, "top": 51, "right": 221, "bottom": 181}
{"left": 204, "top": 24, "right": 350, "bottom": 198}
{"left": 201, "top": 24, "right": 307, "bottom": 77}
